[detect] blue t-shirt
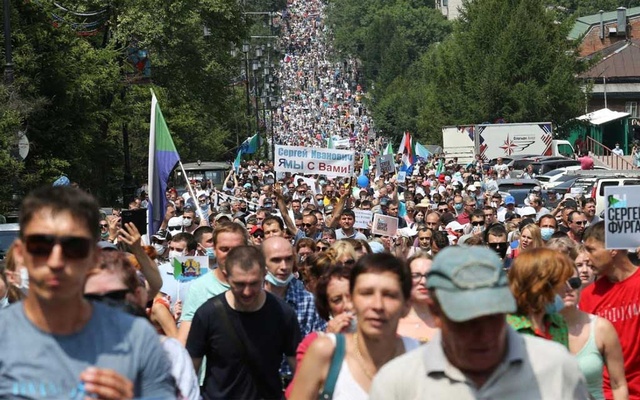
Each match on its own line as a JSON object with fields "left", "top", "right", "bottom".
{"left": 0, "top": 301, "right": 175, "bottom": 399}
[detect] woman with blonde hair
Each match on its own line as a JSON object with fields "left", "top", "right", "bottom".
{"left": 574, "top": 243, "right": 595, "bottom": 287}
{"left": 329, "top": 240, "right": 358, "bottom": 266}
{"left": 546, "top": 236, "right": 578, "bottom": 261}
{"left": 507, "top": 248, "right": 574, "bottom": 347}
{"left": 511, "top": 223, "right": 543, "bottom": 259}
{"left": 396, "top": 252, "right": 438, "bottom": 343}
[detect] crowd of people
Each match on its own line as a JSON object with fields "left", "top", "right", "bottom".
{"left": 2, "top": 0, "right": 640, "bottom": 399}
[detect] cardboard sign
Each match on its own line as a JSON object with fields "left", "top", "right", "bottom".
{"left": 377, "top": 154, "right": 396, "bottom": 176}
{"left": 275, "top": 145, "right": 355, "bottom": 178}
{"left": 172, "top": 256, "right": 210, "bottom": 282}
{"left": 371, "top": 214, "right": 399, "bottom": 237}
{"left": 293, "top": 175, "right": 322, "bottom": 197}
{"left": 604, "top": 186, "right": 640, "bottom": 250}
{"left": 354, "top": 210, "right": 373, "bottom": 229}
{"left": 396, "top": 171, "right": 407, "bottom": 183}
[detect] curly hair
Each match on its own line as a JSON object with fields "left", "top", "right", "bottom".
{"left": 508, "top": 248, "right": 574, "bottom": 315}
{"left": 314, "top": 264, "right": 351, "bottom": 321}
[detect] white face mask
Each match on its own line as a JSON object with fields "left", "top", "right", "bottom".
{"left": 182, "top": 217, "right": 193, "bottom": 227}
{"left": 152, "top": 243, "right": 166, "bottom": 255}
{"left": 169, "top": 250, "right": 185, "bottom": 259}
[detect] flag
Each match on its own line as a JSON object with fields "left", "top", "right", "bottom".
{"left": 172, "top": 256, "right": 209, "bottom": 282}
{"left": 435, "top": 158, "right": 445, "bottom": 177}
{"left": 361, "top": 153, "right": 370, "bottom": 176}
{"left": 327, "top": 136, "right": 334, "bottom": 149}
{"left": 383, "top": 142, "right": 394, "bottom": 155}
{"left": 239, "top": 134, "right": 261, "bottom": 154}
{"left": 398, "top": 132, "right": 408, "bottom": 155}
{"left": 415, "top": 142, "right": 431, "bottom": 159}
{"left": 148, "top": 90, "right": 181, "bottom": 235}
{"left": 399, "top": 132, "right": 417, "bottom": 176}
{"left": 233, "top": 150, "right": 242, "bottom": 172}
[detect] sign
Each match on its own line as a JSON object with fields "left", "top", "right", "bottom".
{"left": 604, "top": 186, "right": 640, "bottom": 249}
{"left": 354, "top": 210, "right": 373, "bottom": 229}
{"left": 371, "top": 214, "right": 399, "bottom": 237}
{"left": 294, "top": 175, "right": 322, "bottom": 197}
{"left": 334, "top": 139, "right": 350, "bottom": 148}
{"left": 275, "top": 145, "right": 355, "bottom": 178}
{"left": 397, "top": 171, "right": 407, "bottom": 183}
{"left": 377, "top": 154, "right": 396, "bottom": 176}
{"left": 172, "top": 256, "right": 210, "bottom": 282}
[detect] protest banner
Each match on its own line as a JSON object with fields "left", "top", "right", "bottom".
{"left": 371, "top": 214, "right": 399, "bottom": 237}
{"left": 275, "top": 145, "right": 355, "bottom": 178}
{"left": 354, "top": 210, "right": 373, "bottom": 229}
{"left": 396, "top": 171, "right": 407, "bottom": 183}
{"left": 334, "top": 139, "right": 350, "bottom": 149}
{"left": 604, "top": 185, "right": 640, "bottom": 249}
{"left": 377, "top": 154, "right": 395, "bottom": 176}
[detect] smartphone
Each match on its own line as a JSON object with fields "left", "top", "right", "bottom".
{"left": 121, "top": 208, "right": 147, "bottom": 235}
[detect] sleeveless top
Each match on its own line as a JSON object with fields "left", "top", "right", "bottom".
{"left": 331, "top": 335, "right": 419, "bottom": 400}
{"left": 575, "top": 315, "right": 604, "bottom": 400}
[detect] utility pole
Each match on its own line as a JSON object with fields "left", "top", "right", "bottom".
{"left": 3, "top": 0, "right": 14, "bottom": 85}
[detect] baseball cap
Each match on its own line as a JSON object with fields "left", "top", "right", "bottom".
{"left": 215, "top": 213, "right": 232, "bottom": 222}
{"left": 505, "top": 195, "right": 516, "bottom": 205}
{"left": 427, "top": 246, "right": 516, "bottom": 322}
{"left": 519, "top": 206, "right": 536, "bottom": 217}
{"left": 249, "top": 226, "right": 263, "bottom": 235}
{"left": 152, "top": 229, "right": 171, "bottom": 242}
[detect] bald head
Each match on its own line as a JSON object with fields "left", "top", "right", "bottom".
{"left": 262, "top": 236, "right": 295, "bottom": 278}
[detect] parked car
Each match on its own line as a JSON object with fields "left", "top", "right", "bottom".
{"left": 0, "top": 223, "right": 19, "bottom": 261}
{"left": 537, "top": 165, "right": 609, "bottom": 189}
{"left": 496, "top": 178, "right": 541, "bottom": 193}
{"left": 529, "top": 159, "right": 581, "bottom": 175}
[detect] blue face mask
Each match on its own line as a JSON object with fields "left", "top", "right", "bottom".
{"left": 454, "top": 203, "right": 463, "bottom": 211}
{"left": 205, "top": 247, "right": 215, "bottom": 259}
{"left": 265, "top": 271, "right": 294, "bottom": 287}
{"left": 545, "top": 294, "right": 565, "bottom": 314}
{"left": 540, "top": 227, "right": 555, "bottom": 241}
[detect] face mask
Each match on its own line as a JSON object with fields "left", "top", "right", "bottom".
{"left": 205, "top": 247, "right": 215, "bottom": 259}
{"left": 169, "top": 250, "right": 185, "bottom": 259}
{"left": 454, "top": 203, "right": 463, "bottom": 211}
{"left": 0, "top": 294, "right": 8, "bottom": 309}
{"left": 491, "top": 202, "right": 498, "bottom": 208}
{"left": 540, "top": 227, "right": 555, "bottom": 241}
{"left": 18, "top": 267, "right": 29, "bottom": 294}
{"left": 101, "top": 231, "right": 110, "bottom": 240}
{"left": 545, "top": 294, "right": 565, "bottom": 314}
{"left": 265, "top": 271, "right": 294, "bottom": 287}
{"left": 152, "top": 243, "right": 166, "bottom": 255}
{"left": 182, "top": 217, "right": 193, "bottom": 227}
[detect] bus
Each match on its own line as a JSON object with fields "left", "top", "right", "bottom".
{"left": 171, "top": 161, "right": 231, "bottom": 192}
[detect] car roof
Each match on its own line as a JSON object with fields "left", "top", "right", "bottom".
{"left": 497, "top": 178, "right": 541, "bottom": 185}
{"left": 0, "top": 223, "right": 19, "bottom": 231}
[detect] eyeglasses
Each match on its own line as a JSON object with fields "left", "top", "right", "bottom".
{"left": 252, "top": 233, "right": 264, "bottom": 239}
{"left": 317, "top": 246, "right": 328, "bottom": 251}
{"left": 302, "top": 223, "right": 314, "bottom": 228}
{"left": 24, "top": 234, "right": 93, "bottom": 260}
{"left": 567, "top": 277, "right": 582, "bottom": 290}
{"left": 573, "top": 221, "right": 588, "bottom": 226}
{"left": 84, "top": 289, "right": 130, "bottom": 303}
{"left": 471, "top": 221, "right": 485, "bottom": 226}
{"left": 411, "top": 273, "right": 428, "bottom": 282}
{"left": 99, "top": 224, "right": 108, "bottom": 229}
{"left": 168, "top": 226, "right": 182, "bottom": 231}
{"left": 487, "top": 242, "right": 508, "bottom": 250}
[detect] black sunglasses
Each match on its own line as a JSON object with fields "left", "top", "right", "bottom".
{"left": 317, "top": 246, "right": 328, "bottom": 251}
{"left": 24, "top": 234, "right": 93, "bottom": 260}
{"left": 568, "top": 277, "right": 582, "bottom": 290}
{"left": 302, "top": 223, "right": 314, "bottom": 228}
{"left": 253, "top": 233, "right": 264, "bottom": 239}
{"left": 84, "top": 289, "right": 131, "bottom": 303}
{"left": 487, "top": 242, "right": 508, "bottom": 250}
{"left": 471, "top": 221, "right": 485, "bottom": 226}
{"left": 99, "top": 224, "right": 109, "bottom": 229}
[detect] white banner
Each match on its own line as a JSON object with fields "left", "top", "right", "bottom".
{"left": 354, "top": 210, "right": 373, "bottom": 229}
{"left": 275, "top": 145, "right": 356, "bottom": 178}
{"left": 604, "top": 185, "right": 640, "bottom": 250}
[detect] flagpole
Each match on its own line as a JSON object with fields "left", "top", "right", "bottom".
{"left": 147, "top": 91, "right": 158, "bottom": 236}
{"left": 179, "top": 161, "right": 206, "bottom": 221}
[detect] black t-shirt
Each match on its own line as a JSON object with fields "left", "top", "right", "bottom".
{"left": 187, "top": 292, "right": 301, "bottom": 400}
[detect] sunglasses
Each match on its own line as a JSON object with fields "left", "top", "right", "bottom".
{"left": 24, "top": 234, "right": 93, "bottom": 260}
{"left": 302, "top": 223, "right": 314, "bottom": 228}
{"left": 253, "top": 233, "right": 264, "bottom": 239}
{"left": 317, "top": 246, "right": 328, "bottom": 251}
{"left": 471, "top": 221, "right": 485, "bottom": 226}
{"left": 168, "top": 226, "right": 182, "bottom": 231}
{"left": 573, "top": 221, "right": 588, "bottom": 226}
{"left": 99, "top": 224, "right": 109, "bottom": 229}
{"left": 488, "top": 242, "right": 508, "bottom": 250}
{"left": 84, "top": 289, "right": 130, "bottom": 303}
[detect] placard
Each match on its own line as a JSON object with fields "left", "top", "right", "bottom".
{"left": 172, "top": 256, "right": 210, "bottom": 282}
{"left": 396, "top": 171, "right": 407, "bottom": 183}
{"left": 275, "top": 145, "right": 355, "bottom": 178}
{"left": 354, "top": 210, "right": 373, "bottom": 229}
{"left": 604, "top": 185, "right": 640, "bottom": 250}
{"left": 377, "top": 154, "right": 396, "bottom": 176}
{"left": 371, "top": 214, "right": 399, "bottom": 237}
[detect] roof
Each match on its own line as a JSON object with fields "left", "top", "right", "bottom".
{"left": 576, "top": 108, "right": 630, "bottom": 125}
{"left": 569, "top": 6, "right": 640, "bottom": 40}
{"left": 580, "top": 40, "right": 640, "bottom": 79}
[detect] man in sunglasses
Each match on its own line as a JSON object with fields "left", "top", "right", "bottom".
{"left": 567, "top": 211, "right": 588, "bottom": 244}
{"left": 0, "top": 185, "right": 175, "bottom": 398}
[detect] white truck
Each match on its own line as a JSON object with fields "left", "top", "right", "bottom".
{"left": 442, "top": 122, "right": 575, "bottom": 163}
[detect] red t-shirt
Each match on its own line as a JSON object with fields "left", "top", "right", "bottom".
{"left": 580, "top": 267, "right": 640, "bottom": 400}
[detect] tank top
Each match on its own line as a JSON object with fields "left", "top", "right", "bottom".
{"left": 575, "top": 315, "right": 604, "bottom": 400}
{"left": 331, "top": 335, "right": 419, "bottom": 400}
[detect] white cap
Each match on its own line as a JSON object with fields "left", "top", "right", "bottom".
{"left": 519, "top": 206, "right": 536, "bottom": 217}
{"left": 466, "top": 185, "right": 477, "bottom": 192}
{"left": 446, "top": 221, "right": 466, "bottom": 231}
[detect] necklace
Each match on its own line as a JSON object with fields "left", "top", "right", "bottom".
{"left": 353, "top": 332, "right": 375, "bottom": 380}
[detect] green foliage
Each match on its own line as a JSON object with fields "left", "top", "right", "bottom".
{"left": 0, "top": 0, "right": 249, "bottom": 209}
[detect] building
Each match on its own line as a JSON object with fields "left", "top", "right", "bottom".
{"left": 435, "top": 0, "right": 465, "bottom": 20}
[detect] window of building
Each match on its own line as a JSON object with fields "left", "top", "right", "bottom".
{"left": 625, "top": 101, "right": 638, "bottom": 118}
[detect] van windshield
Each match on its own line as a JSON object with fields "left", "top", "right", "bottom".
{"left": 557, "top": 143, "right": 574, "bottom": 157}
